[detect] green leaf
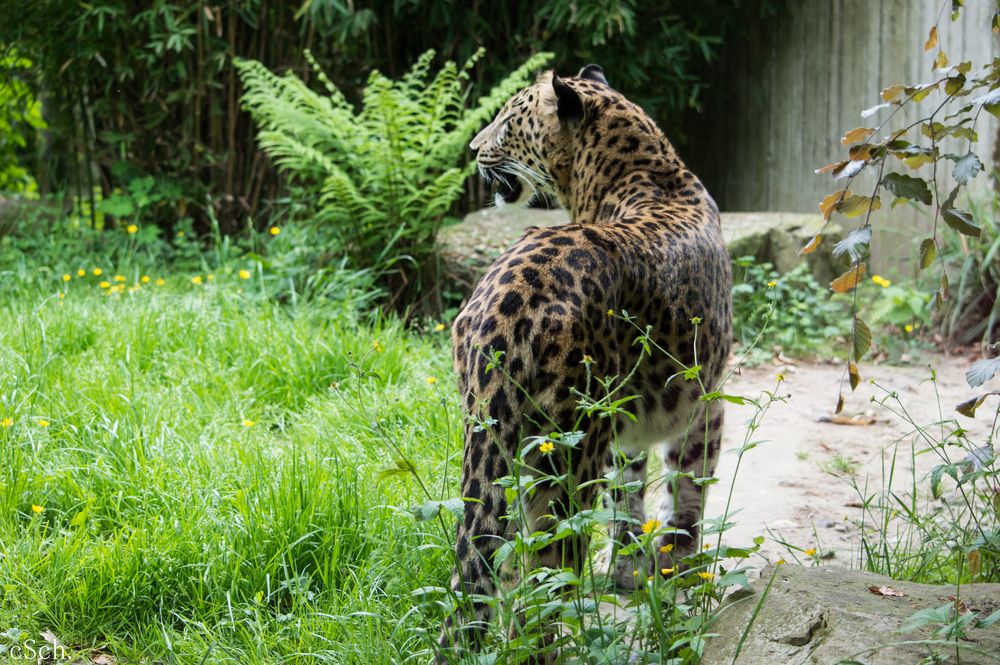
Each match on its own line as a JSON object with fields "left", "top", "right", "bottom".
{"left": 930, "top": 464, "right": 959, "bottom": 499}
{"left": 919, "top": 238, "right": 936, "bottom": 270}
{"left": 979, "top": 607, "right": 1000, "bottom": 628}
{"left": 378, "top": 457, "right": 419, "bottom": 481}
{"left": 853, "top": 318, "right": 872, "bottom": 362}
{"left": 882, "top": 172, "right": 932, "bottom": 205}
{"left": 955, "top": 395, "right": 988, "bottom": 418}
{"left": 952, "top": 152, "right": 983, "bottom": 184}
{"left": 412, "top": 498, "right": 464, "bottom": 521}
{"left": 941, "top": 187, "right": 981, "bottom": 237}
{"left": 97, "top": 194, "right": 135, "bottom": 217}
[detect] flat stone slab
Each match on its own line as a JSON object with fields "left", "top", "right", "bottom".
{"left": 439, "top": 206, "right": 842, "bottom": 293}
{"left": 702, "top": 564, "right": 1000, "bottom": 665}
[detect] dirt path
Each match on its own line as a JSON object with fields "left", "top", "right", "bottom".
{"left": 687, "top": 353, "right": 994, "bottom": 575}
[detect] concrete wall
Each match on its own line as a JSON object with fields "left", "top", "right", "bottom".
{"left": 683, "top": 0, "right": 1000, "bottom": 273}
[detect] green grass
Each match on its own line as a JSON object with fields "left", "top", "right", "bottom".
{"left": 0, "top": 274, "right": 462, "bottom": 662}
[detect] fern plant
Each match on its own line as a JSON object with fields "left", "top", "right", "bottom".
{"left": 236, "top": 49, "right": 553, "bottom": 310}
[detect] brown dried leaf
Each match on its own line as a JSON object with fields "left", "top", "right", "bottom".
{"left": 820, "top": 414, "right": 877, "bottom": 426}
{"left": 842, "top": 127, "right": 875, "bottom": 145}
{"left": 831, "top": 263, "right": 867, "bottom": 293}
{"left": 934, "top": 50, "right": 948, "bottom": 70}
{"left": 882, "top": 85, "right": 906, "bottom": 102}
{"left": 835, "top": 393, "right": 845, "bottom": 415}
{"left": 819, "top": 190, "right": 847, "bottom": 220}
{"left": 868, "top": 584, "right": 907, "bottom": 597}
{"left": 836, "top": 194, "right": 881, "bottom": 218}
{"left": 849, "top": 143, "right": 876, "bottom": 161}
{"left": 924, "top": 25, "right": 938, "bottom": 52}
{"left": 968, "top": 550, "right": 982, "bottom": 578}
{"left": 800, "top": 234, "right": 823, "bottom": 255}
{"left": 815, "top": 160, "right": 847, "bottom": 175}
{"left": 848, "top": 362, "right": 861, "bottom": 391}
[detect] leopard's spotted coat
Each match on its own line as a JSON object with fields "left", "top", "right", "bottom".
{"left": 440, "top": 65, "right": 732, "bottom": 656}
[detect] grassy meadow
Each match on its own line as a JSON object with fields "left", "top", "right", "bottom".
{"left": 0, "top": 266, "right": 462, "bottom": 662}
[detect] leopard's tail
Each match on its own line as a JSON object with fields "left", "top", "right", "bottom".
{"left": 437, "top": 390, "right": 521, "bottom": 659}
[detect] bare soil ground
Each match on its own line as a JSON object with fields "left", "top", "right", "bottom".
{"left": 685, "top": 352, "right": 993, "bottom": 575}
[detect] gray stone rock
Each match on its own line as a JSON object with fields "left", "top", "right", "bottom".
{"left": 438, "top": 207, "right": 843, "bottom": 295}
{"left": 702, "top": 564, "right": 1000, "bottom": 665}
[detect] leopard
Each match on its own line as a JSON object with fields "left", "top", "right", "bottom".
{"left": 439, "top": 64, "right": 732, "bottom": 658}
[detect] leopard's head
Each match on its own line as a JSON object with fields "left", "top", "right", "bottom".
{"left": 470, "top": 64, "right": 609, "bottom": 207}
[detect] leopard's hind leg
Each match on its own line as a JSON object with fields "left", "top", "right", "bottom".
{"left": 655, "top": 400, "right": 724, "bottom": 571}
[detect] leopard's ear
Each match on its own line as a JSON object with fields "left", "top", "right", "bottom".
{"left": 578, "top": 64, "right": 608, "bottom": 86}
{"left": 552, "top": 74, "right": 584, "bottom": 125}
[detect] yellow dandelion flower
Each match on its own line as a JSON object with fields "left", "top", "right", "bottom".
{"left": 776, "top": 372, "right": 786, "bottom": 382}
{"left": 58, "top": 292, "right": 65, "bottom": 299}
{"left": 114, "top": 275, "right": 126, "bottom": 283}
{"left": 155, "top": 278, "right": 165, "bottom": 286}
{"left": 37, "top": 419, "right": 49, "bottom": 427}
{"left": 99, "top": 281, "right": 110, "bottom": 289}
{"left": 660, "top": 567, "right": 675, "bottom": 575}
{"left": 703, "top": 543, "right": 711, "bottom": 550}
{"left": 269, "top": 226, "right": 281, "bottom": 236}
{"left": 191, "top": 276, "right": 203, "bottom": 285}
{"left": 126, "top": 224, "right": 138, "bottom": 234}
{"left": 62, "top": 274, "right": 71, "bottom": 282}
{"left": 239, "top": 269, "right": 251, "bottom": 280}
{"left": 582, "top": 354, "right": 593, "bottom": 364}
{"left": 92, "top": 268, "right": 102, "bottom": 276}
{"left": 659, "top": 544, "right": 674, "bottom": 553}
{"left": 647, "top": 575, "right": 655, "bottom": 583}
{"left": 776, "top": 558, "right": 786, "bottom": 565}
{"left": 207, "top": 274, "right": 215, "bottom": 281}
{"left": 871, "top": 275, "right": 891, "bottom": 288}
{"left": 767, "top": 280, "right": 777, "bottom": 287}
{"left": 434, "top": 323, "right": 446, "bottom": 332}
{"left": 31, "top": 504, "right": 44, "bottom": 514}
{"left": 426, "top": 376, "right": 438, "bottom": 385}
{"left": 1, "top": 417, "right": 13, "bottom": 427}
{"left": 607, "top": 309, "right": 615, "bottom": 316}
{"left": 141, "top": 275, "right": 151, "bottom": 284}
{"left": 804, "top": 547, "right": 817, "bottom": 557}
{"left": 696, "top": 571, "right": 714, "bottom": 581}
{"left": 641, "top": 519, "right": 662, "bottom": 535}
{"left": 77, "top": 269, "right": 86, "bottom": 277}
{"left": 372, "top": 340, "right": 382, "bottom": 353}
{"left": 242, "top": 419, "right": 255, "bottom": 428}
{"left": 539, "top": 441, "right": 555, "bottom": 454}
{"left": 904, "top": 324, "right": 913, "bottom": 333}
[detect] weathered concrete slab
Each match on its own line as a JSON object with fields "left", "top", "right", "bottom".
{"left": 439, "top": 207, "right": 842, "bottom": 293}
{"left": 703, "top": 564, "right": 1000, "bottom": 665}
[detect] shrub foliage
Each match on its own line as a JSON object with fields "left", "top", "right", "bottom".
{"left": 236, "top": 49, "right": 552, "bottom": 310}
